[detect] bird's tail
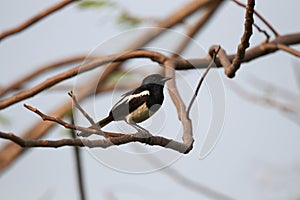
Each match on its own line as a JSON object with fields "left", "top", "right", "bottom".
{"left": 77, "top": 115, "right": 113, "bottom": 137}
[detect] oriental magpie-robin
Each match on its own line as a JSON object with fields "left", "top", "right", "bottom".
{"left": 78, "top": 74, "right": 171, "bottom": 137}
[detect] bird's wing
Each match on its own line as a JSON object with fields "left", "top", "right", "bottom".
{"left": 120, "top": 88, "right": 136, "bottom": 97}
{"left": 110, "top": 86, "right": 150, "bottom": 120}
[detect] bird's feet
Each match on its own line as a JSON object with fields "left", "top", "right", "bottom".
{"left": 134, "top": 129, "right": 152, "bottom": 138}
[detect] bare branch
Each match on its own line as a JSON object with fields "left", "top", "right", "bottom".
{"left": 0, "top": 50, "right": 169, "bottom": 109}
{"left": 1, "top": 32, "right": 300, "bottom": 110}
{"left": 68, "top": 91, "right": 124, "bottom": 138}
{"left": 0, "top": 75, "right": 135, "bottom": 172}
{"left": 232, "top": 0, "right": 279, "bottom": 36}
{"left": 68, "top": 91, "right": 98, "bottom": 128}
{"left": 164, "top": 60, "right": 193, "bottom": 150}
{"left": 183, "top": 32, "right": 300, "bottom": 70}
{"left": 253, "top": 23, "right": 270, "bottom": 42}
{"left": 0, "top": 0, "right": 212, "bottom": 171}
{"left": 226, "top": 0, "right": 255, "bottom": 78}
{"left": 23, "top": 104, "right": 105, "bottom": 137}
{"left": 0, "top": 0, "right": 75, "bottom": 41}
{"left": 187, "top": 46, "right": 220, "bottom": 115}
{"left": 0, "top": 55, "right": 89, "bottom": 97}
{"left": 0, "top": 131, "right": 193, "bottom": 154}
{"left": 276, "top": 44, "right": 300, "bottom": 57}
{"left": 70, "top": 116, "right": 86, "bottom": 200}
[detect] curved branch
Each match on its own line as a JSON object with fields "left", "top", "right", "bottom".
{"left": 0, "top": 0, "right": 212, "bottom": 172}
{"left": 0, "top": 131, "right": 190, "bottom": 153}
{"left": 180, "top": 32, "right": 300, "bottom": 70}
{"left": 0, "top": 0, "right": 75, "bottom": 41}
{"left": 165, "top": 60, "right": 193, "bottom": 150}
{"left": 187, "top": 46, "right": 220, "bottom": 115}
{"left": 276, "top": 44, "right": 300, "bottom": 57}
{"left": 2, "top": 32, "right": 300, "bottom": 110}
{"left": 0, "top": 80, "right": 127, "bottom": 172}
{"left": 23, "top": 104, "right": 105, "bottom": 137}
{"left": 0, "top": 50, "right": 169, "bottom": 109}
{"left": 0, "top": 55, "right": 89, "bottom": 97}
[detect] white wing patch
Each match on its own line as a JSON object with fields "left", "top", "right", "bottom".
{"left": 126, "top": 90, "right": 150, "bottom": 103}
{"left": 112, "top": 90, "right": 150, "bottom": 110}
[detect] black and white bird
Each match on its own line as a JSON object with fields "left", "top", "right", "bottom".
{"left": 78, "top": 74, "right": 171, "bottom": 137}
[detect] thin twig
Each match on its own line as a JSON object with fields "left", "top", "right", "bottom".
{"left": 68, "top": 91, "right": 98, "bottom": 128}
{"left": 0, "top": 50, "right": 170, "bottom": 110}
{"left": 0, "top": 0, "right": 75, "bottom": 41}
{"left": 226, "top": 0, "right": 255, "bottom": 78}
{"left": 23, "top": 104, "right": 105, "bottom": 137}
{"left": 253, "top": 23, "right": 270, "bottom": 42}
{"left": 68, "top": 91, "right": 124, "bottom": 138}
{"left": 276, "top": 44, "right": 300, "bottom": 57}
{"left": 187, "top": 46, "right": 221, "bottom": 116}
{"left": 232, "top": 0, "right": 279, "bottom": 37}
{"left": 0, "top": 74, "right": 133, "bottom": 172}
{"left": 70, "top": 116, "right": 86, "bottom": 200}
{"left": 0, "top": 50, "right": 173, "bottom": 111}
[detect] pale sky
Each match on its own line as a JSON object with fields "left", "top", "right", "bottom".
{"left": 0, "top": 0, "right": 300, "bottom": 199}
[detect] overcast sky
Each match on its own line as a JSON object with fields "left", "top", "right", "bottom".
{"left": 0, "top": 0, "right": 300, "bottom": 199}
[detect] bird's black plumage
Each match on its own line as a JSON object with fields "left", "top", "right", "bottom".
{"left": 78, "top": 74, "right": 170, "bottom": 137}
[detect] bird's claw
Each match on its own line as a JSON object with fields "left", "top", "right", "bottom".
{"left": 135, "top": 129, "right": 152, "bottom": 138}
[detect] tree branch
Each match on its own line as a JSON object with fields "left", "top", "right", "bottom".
{"left": 164, "top": 60, "right": 193, "bottom": 150}
{"left": 23, "top": 104, "right": 105, "bottom": 137}
{"left": 68, "top": 91, "right": 124, "bottom": 138}
{"left": 20, "top": 98, "right": 193, "bottom": 153}
{"left": 70, "top": 116, "right": 86, "bottom": 200}
{"left": 68, "top": 91, "right": 98, "bottom": 128}
{"left": 2, "top": 32, "right": 299, "bottom": 110}
{"left": 0, "top": 54, "right": 89, "bottom": 97}
{"left": 226, "top": 0, "right": 255, "bottom": 78}
{"left": 232, "top": 0, "right": 279, "bottom": 37}
{"left": 187, "top": 46, "right": 220, "bottom": 115}
{"left": 0, "top": 50, "right": 169, "bottom": 109}
{"left": 0, "top": 0, "right": 76, "bottom": 41}
{"left": 182, "top": 32, "right": 300, "bottom": 70}
{"left": 253, "top": 23, "right": 270, "bottom": 42}
{"left": 0, "top": 0, "right": 211, "bottom": 172}
{"left": 0, "top": 131, "right": 193, "bottom": 154}
{"left": 0, "top": 80, "right": 125, "bottom": 172}
{"left": 276, "top": 44, "right": 300, "bottom": 57}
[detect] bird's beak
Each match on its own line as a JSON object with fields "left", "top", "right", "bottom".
{"left": 162, "top": 77, "right": 172, "bottom": 82}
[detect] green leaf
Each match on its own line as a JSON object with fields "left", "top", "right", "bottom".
{"left": 78, "top": 0, "right": 115, "bottom": 9}
{"left": 117, "top": 12, "right": 142, "bottom": 27}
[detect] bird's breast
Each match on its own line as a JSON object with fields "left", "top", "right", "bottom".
{"left": 126, "top": 102, "right": 160, "bottom": 123}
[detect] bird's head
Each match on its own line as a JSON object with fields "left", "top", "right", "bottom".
{"left": 141, "top": 74, "right": 171, "bottom": 86}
